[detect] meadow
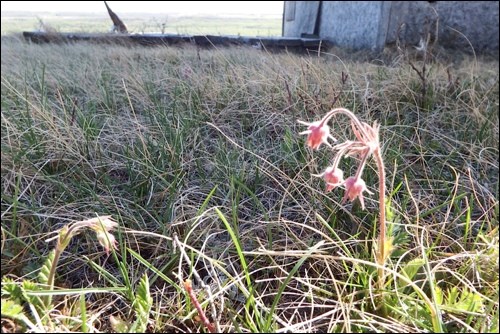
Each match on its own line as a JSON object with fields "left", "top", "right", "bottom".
{"left": 1, "top": 30, "right": 498, "bottom": 333}
{"left": 0, "top": 12, "right": 282, "bottom": 36}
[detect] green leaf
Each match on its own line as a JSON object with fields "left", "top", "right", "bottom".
{"left": 434, "top": 285, "right": 444, "bottom": 305}
{"left": 21, "top": 280, "right": 43, "bottom": 307}
{"left": 455, "top": 289, "right": 484, "bottom": 313}
{"left": 1, "top": 298, "right": 26, "bottom": 320}
{"left": 110, "top": 315, "right": 131, "bottom": 333}
{"left": 37, "top": 250, "right": 56, "bottom": 285}
{"left": 136, "top": 273, "right": 153, "bottom": 317}
{"left": 444, "top": 287, "right": 484, "bottom": 314}
{"left": 398, "top": 258, "right": 425, "bottom": 289}
{"left": 1, "top": 278, "right": 23, "bottom": 302}
{"left": 130, "top": 274, "right": 153, "bottom": 333}
{"left": 80, "top": 294, "right": 89, "bottom": 333}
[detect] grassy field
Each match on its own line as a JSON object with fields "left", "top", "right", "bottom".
{"left": 1, "top": 34, "right": 498, "bottom": 333}
{"left": 1, "top": 12, "right": 282, "bottom": 36}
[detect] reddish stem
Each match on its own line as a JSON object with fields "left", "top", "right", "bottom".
{"left": 184, "top": 280, "right": 216, "bottom": 333}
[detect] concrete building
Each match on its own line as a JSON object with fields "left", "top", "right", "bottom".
{"left": 282, "top": 1, "right": 499, "bottom": 53}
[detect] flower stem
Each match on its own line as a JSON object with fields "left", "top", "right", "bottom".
{"left": 321, "top": 108, "right": 371, "bottom": 140}
{"left": 44, "top": 246, "right": 62, "bottom": 309}
{"left": 374, "top": 147, "right": 387, "bottom": 290}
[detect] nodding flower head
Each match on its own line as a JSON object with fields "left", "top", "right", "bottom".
{"left": 351, "top": 120, "right": 380, "bottom": 154}
{"left": 76, "top": 216, "right": 119, "bottom": 255}
{"left": 298, "top": 120, "right": 335, "bottom": 150}
{"left": 48, "top": 215, "right": 119, "bottom": 256}
{"left": 85, "top": 216, "right": 118, "bottom": 232}
{"left": 86, "top": 216, "right": 118, "bottom": 255}
{"left": 95, "top": 230, "right": 117, "bottom": 255}
{"left": 342, "top": 176, "right": 373, "bottom": 210}
{"left": 314, "top": 166, "right": 344, "bottom": 192}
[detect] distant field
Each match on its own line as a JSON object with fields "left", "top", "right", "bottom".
{"left": 1, "top": 11, "right": 283, "bottom": 36}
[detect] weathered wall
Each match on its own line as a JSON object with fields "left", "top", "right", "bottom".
{"left": 386, "top": 1, "right": 499, "bottom": 52}
{"left": 283, "top": 1, "right": 500, "bottom": 53}
{"left": 386, "top": 1, "right": 434, "bottom": 47}
{"left": 283, "top": 1, "right": 321, "bottom": 37}
{"left": 318, "top": 1, "right": 391, "bottom": 51}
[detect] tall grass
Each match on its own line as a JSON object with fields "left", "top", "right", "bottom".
{"left": 1, "top": 35, "right": 498, "bottom": 332}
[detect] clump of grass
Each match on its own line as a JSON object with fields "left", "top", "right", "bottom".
{"left": 1, "top": 35, "right": 498, "bottom": 333}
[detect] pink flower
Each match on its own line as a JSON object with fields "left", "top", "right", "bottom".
{"left": 84, "top": 216, "right": 118, "bottom": 232}
{"left": 315, "top": 166, "right": 344, "bottom": 192}
{"left": 298, "top": 120, "right": 335, "bottom": 150}
{"left": 351, "top": 120, "right": 380, "bottom": 154}
{"left": 96, "top": 231, "right": 117, "bottom": 255}
{"left": 83, "top": 216, "right": 119, "bottom": 255}
{"left": 342, "top": 176, "right": 373, "bottom": 210}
